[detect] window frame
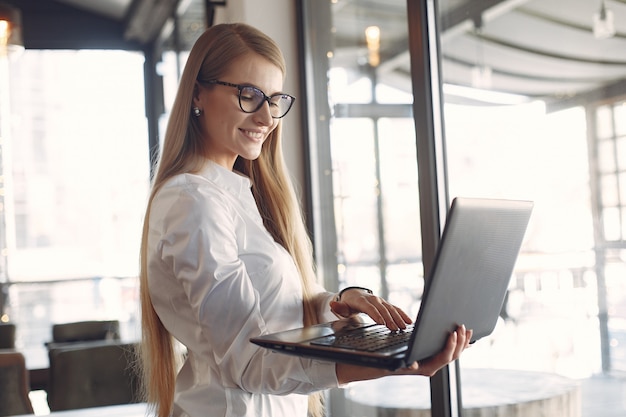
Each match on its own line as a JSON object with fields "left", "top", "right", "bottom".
{"left": 297, "top": 0, "right": 460, "bottom": 415}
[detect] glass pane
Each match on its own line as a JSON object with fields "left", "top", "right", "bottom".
{"left": 603, "top": 207, "right": 621, "bottom": 241}
{"left": 339, "top": 265, "right": 382, "bottom": 297}
{"left": 598, "top": 138, "right": 617, "bottom": 174}
{"left": 615, "top": 103, "right": 626, "bottom": 137}
{"left": 386, "top": 263, "right": 424, "bottom": 316}
{"left": 305, "top": 0, "right": 626, "bottom": 415}
{"left": 378, "top": 118, "right": 421, "bottom": 265}
{"left": 621, "top": 172, "right": 626, "bottom": 206}
{"left": 601, "top": 174, "right": 619, "bottom": 207}
{"left": 439, "top": 1, "right": 626, "bottom": 416}
{"left": 7, "top": 50, "right": 149, "bottom": 281}
{"left": 607, "top": 248, "right": 626, "bottom": 367}
{"left": 596, "top": 105, "right": 614, "bottom": 140}
{"left": 4, "top": 49, "right": 148, "bottom": 371}
{"left": 329, "top": 68, "right": 373, "bottom": 104}
{"left": 617, "top": 136, "right": 626, "bottom": 170}
{"left": 330, "top": 118, "right": 380, "bottom": 266}
{"left": 303, "top": 0, "right": 429, "bottom": 413}
{"left": 623, "top": 208, "right": 626, "bottom": 242}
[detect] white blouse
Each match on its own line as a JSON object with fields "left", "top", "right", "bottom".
{"left": 147, "top": 161, "right": 340, "bottom": 417}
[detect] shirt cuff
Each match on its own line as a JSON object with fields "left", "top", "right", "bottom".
{"left": 317, "top": 292, "right": 339, "bottom": 322}
{"left": 306, "top": 359, "right": 341, "bottom": 389}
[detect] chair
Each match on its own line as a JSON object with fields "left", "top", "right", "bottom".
{"left": 47, "top": 340, "right": 141, "bottom": 411}
{"left": 0, "top": 323, "right": 16, "bottom": 349}
{"left": 0, "top": 351, "right": 34, "bottom": 416}
{"left": 50, "top": 320, "right": 121, "bottom": 344}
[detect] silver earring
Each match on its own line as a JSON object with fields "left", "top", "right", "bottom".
{"left": 193, "top": 107, "right": 202, "bottom": 117}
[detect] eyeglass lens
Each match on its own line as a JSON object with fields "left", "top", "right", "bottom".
{"left": 240, "top": 86, "right": 294, "bottom": 118}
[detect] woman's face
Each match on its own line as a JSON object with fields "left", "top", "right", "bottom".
{"left": 193, "top": 53, "right": 285, "bottom": 169}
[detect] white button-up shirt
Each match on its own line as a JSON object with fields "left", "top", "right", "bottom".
{"left": 147, "top": 161, "right": 339, "bottom": 417}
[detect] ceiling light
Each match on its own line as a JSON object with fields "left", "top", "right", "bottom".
{"left": 0, "top": 2, "right": 23, "bottom": 54}
{"left": 471, "top": 66, "right": 493, "bottom": 89}
{"left": 471, "top": 18, "right": 492, "bottom": 89}
{"left": 593, "top": 1, "right": 616, "bottom": 39}
{"left": 365, "top": 26, "right": 380, "bottom": 67}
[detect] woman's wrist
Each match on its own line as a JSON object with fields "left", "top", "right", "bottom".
{"left": 336, "top": 362, "right": 392, "bottom": 384}
{"left": 336, "top": 286, "right": 373, "bottom": 302}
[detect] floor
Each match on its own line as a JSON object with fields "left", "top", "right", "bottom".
{"left": 27, "top": 372, "right": 626, "bottom": 416}
{"left": 580, "top": 373, "right": 626, "bottom": 417}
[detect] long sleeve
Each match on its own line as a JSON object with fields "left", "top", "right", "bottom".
{"left": 146, "top": 163, "right": 338, "bottom": 417}
{"left": 312, "top": 284, "right": 340, "bottom": 322}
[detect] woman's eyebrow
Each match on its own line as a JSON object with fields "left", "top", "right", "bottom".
{"left": 239, "top": 82, "right": 287, "bottom": 96}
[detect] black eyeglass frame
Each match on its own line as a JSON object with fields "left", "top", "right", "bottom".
{"left": 199, "top": 79, "right": 296, "bottom": 119}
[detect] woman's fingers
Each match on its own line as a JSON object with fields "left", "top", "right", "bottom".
{"left": 374, "top": 299, "right": 412, "bottom": 330}
{"left": 397, "top": 325, "right": 472, "bottom": 377}
{"left": 332, "top": 292, "right": 413, "bottom": 330}
{"left": 454, "top": 327, "right": 472, "bottom": 358}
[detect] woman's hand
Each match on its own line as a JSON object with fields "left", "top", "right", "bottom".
{"left": 393, "top": 325, "right": 473, "bottom": 377}
{"left": 330, "top": 288, "right": 412, "bottom": 331}
{"left": 335, "top": 325, "right": 473, "bottom": 384}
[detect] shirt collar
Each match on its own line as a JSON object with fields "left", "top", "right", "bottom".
{"left": 199, "top": 160, "right": 252, "bottom": 198}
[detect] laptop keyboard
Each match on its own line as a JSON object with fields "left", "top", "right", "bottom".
{"left": 311, "top": 323, "right": 414, "bottom": 353}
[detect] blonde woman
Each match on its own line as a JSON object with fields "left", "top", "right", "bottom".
{"left": 139, "top": 22, "right": 471, "bottom": 417}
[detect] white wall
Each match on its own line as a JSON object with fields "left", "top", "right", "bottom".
{"left": 213, "top": 0, "right": 307, "bottom": 201}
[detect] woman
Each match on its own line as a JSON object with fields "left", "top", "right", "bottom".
{"left": 138, "top": 22, "right": 471, "bottom": 417}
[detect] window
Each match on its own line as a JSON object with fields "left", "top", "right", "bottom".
{"left": 437, "top": 0, "right": 626, "bottom": 392}
{"left": 302, "top": 0, "right": 626, "bottom": 415}
{"left": 3, "top": 50, "right": 149, "bottom": 368}
{"left": 301, "top": 0, "right": 431, "bottom": 413}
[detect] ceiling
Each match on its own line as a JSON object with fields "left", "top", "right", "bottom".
{"left": 332, "top": 0, "right": 626, "bottom": 107}
{"left": 5, "top": 0, "right": 208, "bottom": 49}
{"left": 6, "top": 0, "right": 626, "bottom": 108}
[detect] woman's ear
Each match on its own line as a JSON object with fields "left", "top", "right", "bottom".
{"left": 192, "top": 82, "right": 202, "bottom": 107}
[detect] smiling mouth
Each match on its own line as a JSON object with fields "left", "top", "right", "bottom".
{"left": 241, "top": 128, "right": 265, "bottom": 141}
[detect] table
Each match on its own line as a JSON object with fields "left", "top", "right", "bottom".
{"left": 344, "top": 368, "right": 581, "bottom": 417}
{"left": 23, "top": 346, "right": 50, "bottom": 391}
{"left": 13, "top": 402, "right": 148, "bottom": 417}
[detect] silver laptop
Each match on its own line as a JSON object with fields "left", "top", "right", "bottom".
{"left": 251, "top": 197, "right": 533, "bottom": 370}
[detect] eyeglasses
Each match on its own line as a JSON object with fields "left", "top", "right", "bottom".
{"left": 200, "top": 79, "right": 295, "bottom": 119}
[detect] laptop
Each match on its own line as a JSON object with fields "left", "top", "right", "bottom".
{"left": 251, "top": 197, "right": 533, "bottom": 370}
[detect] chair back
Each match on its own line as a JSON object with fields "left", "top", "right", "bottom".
{"left": 47, "top": 341, "right": 140, "bottom": 411}
{"left": 0, "top": 323, "right": 16, "bottom": 349}
{"left": 0, "top": 351, "right": 34, "bottom": 416}
{"left": 51, "top": 320, "right": 121, "bottom": 344}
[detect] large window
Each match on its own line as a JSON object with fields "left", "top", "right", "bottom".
{"left": 0, "top": 4, "right": 209, "bottom": 414}
{"left": 302, "top": 0, "right": 433, "bottom": 414}
{"left": 438, "top": 0, "right": 626, "bottom": 397}
{"left": 3, "top": 49, "right": 149, "bottom": 368}
{"left": 302, "top": 0, "right": 626, "bottom": 415}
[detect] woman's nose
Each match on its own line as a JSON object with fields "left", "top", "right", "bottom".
{"left": 253, "top": 100, "right": 274, "bottom": 125}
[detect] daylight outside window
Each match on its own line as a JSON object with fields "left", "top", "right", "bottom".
{"left": 3, "top": 50, "right": 149, "bottom": 370}
{"left": 303, "top": 0, "right": 626, "bottom": 415}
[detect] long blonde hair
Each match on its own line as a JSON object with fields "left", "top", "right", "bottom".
{"left": 138, "top": 23, "right": 324, "bottom": 417}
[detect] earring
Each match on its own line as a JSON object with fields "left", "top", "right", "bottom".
{"left": 193, "top": 107, "right": 202, "bottom": 117}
